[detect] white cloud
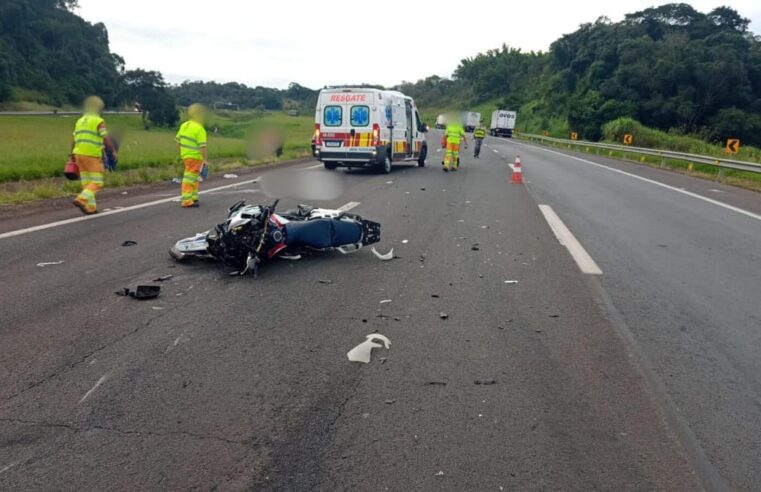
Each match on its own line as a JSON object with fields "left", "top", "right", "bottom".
{"left": 78, "top": 0, "right": 761, "bottom": 89}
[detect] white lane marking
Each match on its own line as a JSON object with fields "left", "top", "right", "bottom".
{"left": 514, "top": 141, "right": 761, "bottom": 223}
{"left": 78, "top": 373, "right": 108, "bottom": 404}
{"left": 338, "top": 201, "right": 360, "bottom": 212}
{"left": 538, "top": 204, "right": 602, "bottom": 275}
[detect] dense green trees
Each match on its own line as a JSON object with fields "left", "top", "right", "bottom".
{"left": 170, "top": 81, "right": 318, "bottom": 112}
{"left": 408, "top": 4, "right": 761, "bottom": 146}
{"left": 0, "top": 0, "right": 124, "bottom": 106}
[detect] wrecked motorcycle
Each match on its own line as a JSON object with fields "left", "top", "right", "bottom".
{"left": 169, "top": 200, "right": 381, "bottom": 277}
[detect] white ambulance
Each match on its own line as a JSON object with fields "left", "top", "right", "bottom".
{"left": 313, "top": 88, "right": 428, "bottom": 173}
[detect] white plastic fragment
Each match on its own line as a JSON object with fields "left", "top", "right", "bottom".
{"left": 371, "top": 247, "right": 394, "bottom": 261}
{"left": 380, "top": 299, "right": 392, "bottom": 304}
{"left": 223, "top": 173, "right": 239, "bottom": 179}
{"left": 434, "top": 471, "right": 445, "bottom": 477}
{"left": 347, "top": 334, "right": 391, "bottom": 363}
{"left": 401, "top": 239, "right": 409, "bottom": 244}
{"left": 36, "top": 261, "right": 64, "bottom": 267}
{"left": 504, "top": 280, "right": 519, "bottom": 284}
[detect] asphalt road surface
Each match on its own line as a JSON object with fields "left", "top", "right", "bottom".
{"left": 0, "top": 130, "right": 759, "bottom": 490}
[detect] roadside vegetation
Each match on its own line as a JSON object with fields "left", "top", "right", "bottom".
{"left": 0, "top": 111, "right": 313, "bottom": 205}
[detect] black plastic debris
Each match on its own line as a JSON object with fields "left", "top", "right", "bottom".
{"left": 439, "top": 312, "right": 449, "bottom": 319}
{"left": 116, "top": 285, "right": 160, "bottom": 300}
{"left": 425, "top": 381, "right": 447, "bottom": 386}
{"left": 471, "top": 244, "right": 480, "bottom": 251}
{"left": 474, "top": 379, "right": 497, "bottom": 385}
{"left": 318, "top": 279, "right": 333, "bottom": 285}
{"left": 121, "top": 240, "right": 138, "bottom": 247}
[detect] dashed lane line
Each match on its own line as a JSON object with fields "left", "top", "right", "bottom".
{"left": 538, "top": 204, "right": 602, "bottom": 275}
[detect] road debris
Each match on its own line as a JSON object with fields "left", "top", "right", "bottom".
{"left": 384, "top": 399, "right": 396, "bottom": 404}
{"left": 471, "top": 244, "right": 480, "bottom": 251}
{"left": 380, "top": 299, "right": 392, "bottom": 304}
{"left": 402, "top": 239, "right": 409, "bottom": 244}
{"left": 371, "top": 247, "right": 394, "bottom": 261}
{"left": 347, "top": 334, "right": 391, "bottom": 363}
{"left": 439, "top": 312, "right": 449, "bottom": 319}
{"left": 504, "top": 280, "right": 519, "bottom": 284}
{"left": 223, "top": 173, "right": 239, "bottom": 179}
{"left": 116, "top": 285, "right": 161, "bottom": 300}
{"left": 434, "top": 471, "right": 445, "bottom": 477}
{"left": 318, "top": 279, "right": 333, "bottom": 285}
{"left": 425, "top": 381, "right": 447, "bottom": 386}
{"left": 474, "top": 379, "right": 497, "bottom": 385}
{"left": 120, "top": 191, "right": 128, "bottom": 195}
{"left": 171, "top": 177, "right": 181, "bottom": 184}
{"left": 36, "top": 261, "right": 64, "bottom": 267}
{"left": 153, "top": 274, "right": 173, "bottom": 282}
{"left": 121, "top": 240, "right": 138, "bottom": 247}
{"left": 431, "top": 294, "right": 440, "bottom": 298}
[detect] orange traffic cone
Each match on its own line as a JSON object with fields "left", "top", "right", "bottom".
{"left": 510, "top": 156, "right": 523, "bottom": 184}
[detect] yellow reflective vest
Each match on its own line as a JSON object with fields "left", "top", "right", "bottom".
{"left": 474, "top": 127, "right": 486, "bottom": 139}
{"left": 176, "top": 120, "right": 208, "bottom": 160}
{"left": 73, "top": 114, "right": 107, "bottom": 158}
{"left": 445, "top": 123, "right": 466, "bottom": 144}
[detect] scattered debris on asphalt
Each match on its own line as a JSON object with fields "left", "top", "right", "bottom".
{"left": 471, "top": 244, "right": 480, "bottom": 251}
{"left": 475, "top": 379, "right": 497, "bottom": 385}
{"left": 481, "top": 225, "right": 490, "bottom": 229}
{"left": 402, "top": 239, "right": 409, "bottom": 244}
{"left": 347, "top": 334, "right": 391, "bottom": 363}
{"left": 153, "top": 274, "right": 173, "bottom": 282}
{"left": 431, "top": 294, "right": 440, "bottom": 298}
{"left": 371, "top": 247, "right": 394, "bottom": 261}
{"left": 115, "top": 285, "right": 161, "bottom": 300}
{"left": 504, "top": 280, "right": 519, "bottom": 285}
{"left": 439, "top": 312, "right": 449, "bottom": 319}
{"left": 549, "top": 314, "right": 560, "bottom": 318}
{"left": 380, "top": 299, "right": 392, "bottom": 304}
{"left": 535, "top": 329, "right": 543, "bottom": 334}
{"left": 379, "top": 357, "right": 387, "bottom": 364}
{"left": 420, "top": 188, "right": 426, "bottom": 191}
{"left": 318, "top": 279, "right": 333, "bottom": 285}
{"left": 36, "top": 261, "right": 64, "bottom": 267}
{"left": 385, "top": 180, "right": 393, "bottom": 184}
{"left": 425, "top": 381, "right": 447, "bottom": 386}
{"left": 223, "top": 173, "right": 239, "bottom": 179}
{"left": 121, "top": 240, "right": 138, "bottom": 247}
{"left": 384, "top": 399, "right": 396, "bottom": 404}
{"left": 171, "top": 177, "right": 181, "bottom": 184}
{"left": 120, "top": 191, "right": 128, "bottom": 195}
{"left": 434, "top": 471, "right": 445, "bottom": 477}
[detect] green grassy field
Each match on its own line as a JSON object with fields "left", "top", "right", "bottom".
{"left": 0, "top": 111, "right": 313, "bottom": 182}
{"left": 0, "top": 110, "right": 314, "bottom": 204}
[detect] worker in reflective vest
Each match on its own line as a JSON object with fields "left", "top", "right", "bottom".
{"left": 175, "top": 104, "right": 208, "bottom": 208}
{"left": 71, "top": 96, "right": 116, "bottom": 215}
{"left": 442, "top": 118, "right": 467, "bottom": 172}
{"left": 473, "top": 125, "right": 486, "bottom": 158}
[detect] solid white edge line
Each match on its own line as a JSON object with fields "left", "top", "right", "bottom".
{"left": 0, "top": 162, "right": 332, "bottom": 240}
{"left": 538, "top": 204, "right": 602, "bottom": 275}
{"left": 513, "top": 140, "right": 761, "bottom": 223}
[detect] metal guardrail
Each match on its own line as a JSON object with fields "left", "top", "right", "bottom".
{"left": 519, "top": 133, "right": 761, "bottom": 175}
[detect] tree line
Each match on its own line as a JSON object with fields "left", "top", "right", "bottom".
{"left": 0, "top": 0, "right": 318, "bottom": 127}
{"left": 399, "top": 4, "right": 761, "bottom": 146}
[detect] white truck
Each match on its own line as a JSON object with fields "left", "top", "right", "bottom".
{"left": 490, "top": 110, "right": 517, "bottom": 137}
{"left": 435, "top": 114, "right": 447, "bottom": 129}
{"left": 463, "top": 112, "right": 481, "bottom": 133}
{"left": 314, "top": 88, "right": 428, "bottom": 174}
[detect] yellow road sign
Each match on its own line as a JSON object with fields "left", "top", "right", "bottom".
{"left": 623, "top": 134, "right": 633, "bottom": 145}
{"left": 571, "top": 132, "right": 578, "bottom": 141}
{"left": 726, "top": 139, "right": 740, "bottom": 154}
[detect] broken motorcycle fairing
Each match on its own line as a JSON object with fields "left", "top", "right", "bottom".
{"left": 169, "top": 200, "right": 381, "bottom": 277}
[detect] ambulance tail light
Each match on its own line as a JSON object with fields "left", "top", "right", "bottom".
{"left": 372, "top": 123, "right": 380, "bottom": 147}
{"left": 313, "top": 124, "right": 322, "bottom": 145}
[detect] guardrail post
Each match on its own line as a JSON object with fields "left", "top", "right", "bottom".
{"left": 716, "top": 167, "right": 726, "bottom": 181}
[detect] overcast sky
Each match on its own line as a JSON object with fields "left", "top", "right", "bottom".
{"left": 77, "top": 1, "right": 761, "bottom": 89}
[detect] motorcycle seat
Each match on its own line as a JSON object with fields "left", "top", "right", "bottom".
{"left": 284, "top": 219, "right": 361, "bottom": 249}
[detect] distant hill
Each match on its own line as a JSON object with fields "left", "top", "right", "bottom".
{"left": 0, "top": 0, "right": 124, "bottom": 106}
{"left": 398, "top": 4, "right": 761, "bottom": 146}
